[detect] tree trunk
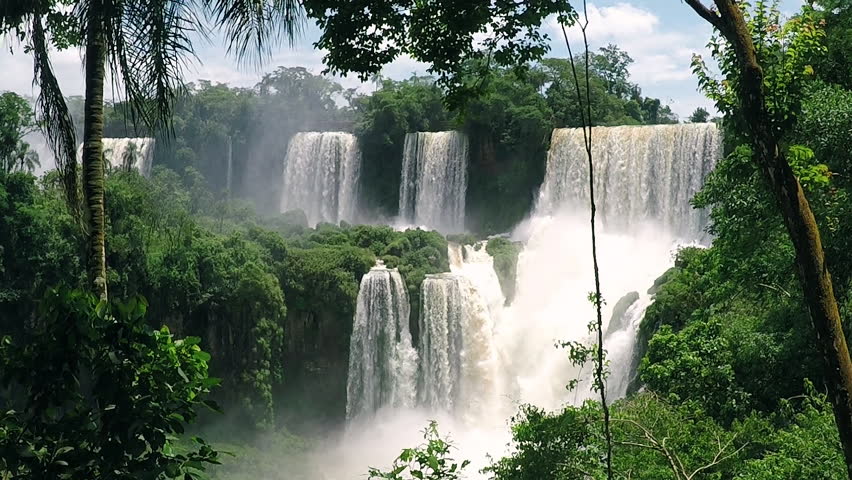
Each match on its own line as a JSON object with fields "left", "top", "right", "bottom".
{"left": 82, "top": 0, "right": 108, "bottom": 300}
{"left": 685, "top": 1, "right": 852, "bottom": 476}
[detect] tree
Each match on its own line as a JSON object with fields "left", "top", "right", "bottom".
{"left": 591, "top": 43, "right": 634, "bottom": 99}
{"left": 0, "top": 289, "right": 221, "bottom": 479}
{"left": 304, "top": 0, "right": 576, "bottom": 106}
{"left": 0, "top": 92, "right": 39, "bottom": 174}
{"left": 684, "top": 0, "right": 852, "bottom": 476}
{"left": 689, "top": 107, "right": 711, "bottom": 123}
{"left": 2, "top": 0, "right": 304, "bottom": 299}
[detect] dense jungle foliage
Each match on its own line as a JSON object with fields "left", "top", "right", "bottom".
{"left": 0, "top": 167, "right": 448, "bottom": 432}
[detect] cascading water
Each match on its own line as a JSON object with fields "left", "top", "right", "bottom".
{"left": 280, "top": 132, "right": 361, "bottom": 227}
{"left": 346, "top": 264, "right": 418, "bottom": 420}
{"left": 334, "top": 124, "right": 721, "bottom": 479}
{"left": 417, "top": 274, "right": 465, "bottom": 411}
{"left": 102, "top": 138, "right": 156, "bottom": 176}
{"left": 398, "top": 131, "right": 468, "bottom": 233}
{"left": 539, "top": 124, "right": 720, "bottom": 239}
{"left": 24, "top": 136, "right": 155, "bottom": 177}
{"left": 226, "top": 135, "right": 233, "bottom": 194}
{"left": 417, "top": 242, "right": 505, "bottom": 418}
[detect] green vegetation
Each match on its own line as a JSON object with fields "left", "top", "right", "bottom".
{"left": 0, "top": 168, "right": 446, "bottom": 431}
{"left": 0, "top": 290, "right": 221, "bottom": 479}
{"left": 485, "top": 237, "right": 522, "bottom": 304}
{"left": 369, "top": 422, "right": 469, "bottom": 480}
{"left": 485, "top": 389, "right": 845, "bottom": 480}
{"left": 0, "top": 92, "right": 40, "bottom": 174}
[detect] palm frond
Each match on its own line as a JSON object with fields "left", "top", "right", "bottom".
{"left": 31, "top": 15, "right": 81, "bottom": 219}
{"left": 104, "top": 0, "right": 197, "bottom": 134}
{"left": 97, "top": 0, "right": 305, "bottom": 138}
{"left": 202, "top": 0, "right": 304, "bottom": 66}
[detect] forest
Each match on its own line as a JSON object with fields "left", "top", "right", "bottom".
{"left": 2, "top": 0, "right": 852, "bottom": 479}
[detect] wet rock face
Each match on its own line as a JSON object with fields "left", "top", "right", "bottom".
{"left": 606, "top": 290, "right": 640, "bottom": 337}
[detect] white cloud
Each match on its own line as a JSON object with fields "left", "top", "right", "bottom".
{"left": 549, "top": 3, "right": 710, "bottom": 86}
{"left": 544, "top": 2, "right": 718, "bottom": 117}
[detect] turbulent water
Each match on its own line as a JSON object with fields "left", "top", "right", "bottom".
{"left": 539, "top": 124, "right": 721, "bottom": 239}
{"left": 331, "top": 124, "right": 721, "bottom": 479}
{"left": 346, "top": 264, "right": 418, "bottom": 420}
{"left": 280, "top": 132, "right": 361, "bottom": 226}
{"left": 399, "top": 131, "right": 468, "bottom": 233}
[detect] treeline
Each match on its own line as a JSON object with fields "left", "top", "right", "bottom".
{"left": 97, "top": 44, "right": 679, "bottom": 234}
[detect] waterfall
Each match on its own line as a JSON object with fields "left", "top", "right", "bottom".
{"left": 333, "top": 124, "right": 721, "bottom": 479}
{"left": 417, "top": 267, "right": 501, "bottom": 422}
{"left": 280, "top": 132, "right": 361, "bottom": 227}
{"left": 226, "top": 135, "right": 233, "bottom": 194}
{"left": 19, "top": 135, "right": 155, "bottom": 177}
{"left": 417, "top": 274, "right": 465, "bottom": 411}
{"left": 399, "top": 131, "right": 468, "bottom": 233}
{"left": 101, "top": 138, "right": 156, "bottom": 176}
{"left": 538, "top": 124, "right": 721, "bottom": 239}
{"left": 346, "top": 265, "right": 418, "bottom": 420}
{"left": 497, "top": 124, "right": 721, "bottom": 407}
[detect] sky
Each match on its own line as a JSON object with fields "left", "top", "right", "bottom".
{"left": 1, "top": 0, "right": 804, "bottom": 119}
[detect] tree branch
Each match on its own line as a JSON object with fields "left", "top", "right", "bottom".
{"left": 683, "top": 0, "right": 726, "bottom": 33}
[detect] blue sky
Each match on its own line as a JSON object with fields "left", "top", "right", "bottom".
{"left": 1, "top": 0, "right": 803, "bottom": 119}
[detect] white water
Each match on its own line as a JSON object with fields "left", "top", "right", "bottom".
{"left": 29, "top": 135, "right": 156, "bottom": 177}
{"left": 346, "top": 264, "right": 419, "bottom": 421}
{"left": 226, "top": 135, "right": 233, "bottom": 193}
{"left": 539, "top": 124, "right": 720, "bottom": 239}
{"left": 280, "top": 132, "right": 361, "bottom": 227}
{"left": 330, "top": 124, "right": 721, "bottom": 479}
{"left": 102, "top": 138, "right": 156, "bottom": 176}
{"left": 399, "top": 131, "right": 468, "bottom": 233}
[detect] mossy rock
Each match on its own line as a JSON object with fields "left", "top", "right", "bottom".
{"left": 605, "top": 291, "right": 640, "bottom": 337}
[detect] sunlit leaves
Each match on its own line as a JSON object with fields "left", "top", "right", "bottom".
{"left": 693, "top": 0, "right": 826, "bottom": 140}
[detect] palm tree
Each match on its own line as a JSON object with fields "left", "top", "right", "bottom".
{"left": 11, "top": 141, "right": 41, "bottom": 173}
{"left": 2, "top": 0, "right": 303, "bottom": 299}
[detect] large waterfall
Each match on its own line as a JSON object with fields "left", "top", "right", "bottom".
{"left": 539, "top": 124, "right": 720, "bottom": 238}
{"left": 399, "top": 131, "right": 468, "bottom": 233}
{"left": 346, "top": 264, "right": 418, "bottom": 420}
{"left": 334, "top": 124, "right": 721, "bottom": 479}
{"left": 281, "top": 132, "right": 361, "bottom": 227}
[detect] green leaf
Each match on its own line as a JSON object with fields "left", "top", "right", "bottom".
{"left": 55, "top": 446, "right": 74, "bottom": 456}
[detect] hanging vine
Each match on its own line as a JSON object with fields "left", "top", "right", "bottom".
{"left": 558, "top": 1, "right": 614, "bottom": 478}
